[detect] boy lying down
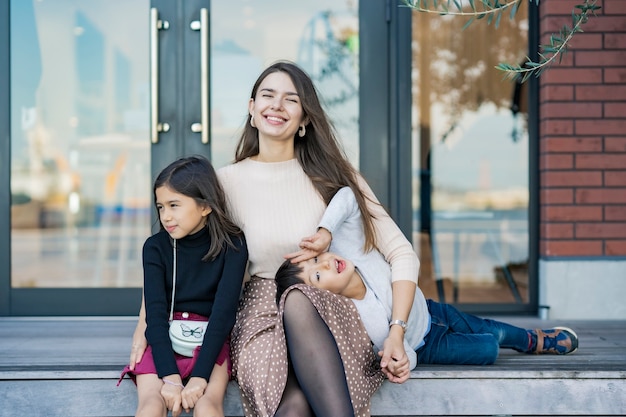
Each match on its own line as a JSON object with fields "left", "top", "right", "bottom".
{"left": 276, "top": 187, "right": 578, "bottom": 381}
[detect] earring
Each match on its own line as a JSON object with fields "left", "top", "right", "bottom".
{"left": 298, "top": 125, "right": 306, "bottom": 137}
{"left": 250, "top": 114, "right": 256, "bottom": 128}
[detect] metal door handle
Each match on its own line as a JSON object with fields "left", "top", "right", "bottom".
{"left": 190, "top": 8, "right": 209, "bottom": 144}
{"left": 150, "top": 8, "right": 170, "bottom": 144}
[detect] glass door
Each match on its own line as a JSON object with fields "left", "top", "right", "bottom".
{"left": 6, "top": 0, "right": 212, "bottom": 315}
{"left": 209, "top": 1, "right": 360, "bottom": 170}
{"left": 411, "top": 6, "right": 533, "bottom": 313}
{"left": 4, "top": 0, "right": 362, "bottom": 316}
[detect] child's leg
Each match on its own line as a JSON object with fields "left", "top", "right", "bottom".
{"left": 193, "top": 361, "right": 229, "bottom": 417}
{"left": 135, "top": 373, "right": 167, "bottom": 417}
{"left": 417, "top": 324, "right": 499, "bottom": 365}
{"left": 427, "top": 299, "right": 530, "bottom": 351}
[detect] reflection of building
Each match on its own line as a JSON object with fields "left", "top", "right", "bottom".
{"left": 297, "top": 10, "right": 360, "bottom": 163}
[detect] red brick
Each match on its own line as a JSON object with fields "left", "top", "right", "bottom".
{"left": 605, "top": 171, "right": 626, "bottom": 186}
{"left": 576, "top": 119, "right": 626, "bottom": 135}
{"left": 576, "top": 188, "right": 626, "bottom": 203}
{"left": 541, "top": 188, "right": 574, "bottom": 204}
{"left": 576, "top": 154, "right": 626, "bottom": 169}
{"left": 540, "top": 1, "right": 586, "bottom": 15}
{"left": 542, "top": 240, "right": 604, "bottom": 256}
{"left": 604, "top": 68, "right": 626, "bottom": 84}
{"left": 541, "top": 85, "right": 574, "bottom": 101}
{"left": 585, "top": 16, "right": 626, "bottom": 32}
{"left": 605, "top": 205, "right": 626, "bottom": 221}
{"left": 606, "top": 240, "right": 626, "bottom": 255}
{"left": 604, "top": 0, "right": 626, "bottom": 14}
{"left": 540, "top": 119, "right": 574, "bottom": 135}
{"left": 542, "top": 170, "right": 602, "bottom": 186}
{"left": 576, "top": 222, "right": 626, "bottom": 238}
{"left": 541, "top": 137, "right": 603, "bottom": 152}
{"left": 542, "top": 205, "right": 603, "bottom": 221}
{"left": 540, "top": 154, "right": 574, "bottom": 170}
{"left": 570, "top": 33, "right": 604, "bottom": 49}
{"left": 542, "top": 102, "right": 602, "bottom": 118}
{"left": 576, "top": 51, "right": 626, "bottom": 67}
{"left": 605, "top": 33, "right": 626, "bottom": 49}
{"left": 576, "top": 85, "right": 626, "bottom": 101}
{"left": 605, "top": 137, "right": 626, "bottom": 151}
{"left": 605, "top": 103, "right": 626, "bottom": 118}
{"left": 542, "top": 68, "right": 603, "bottom": 85}
{"left": 541, "top": 222, "right": 574, "bottom": 239}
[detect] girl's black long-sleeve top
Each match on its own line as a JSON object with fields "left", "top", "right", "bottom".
{"left": 143, "top": 227, "right": 248, "bottom": 380}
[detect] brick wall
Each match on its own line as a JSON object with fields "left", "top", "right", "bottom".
{"left": 539, "top": 0, "right": 626, "bottom": 256}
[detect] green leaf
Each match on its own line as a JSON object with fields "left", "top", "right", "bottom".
{"left": 462, "top": 18, "right": 476, "bottom": 31}
{"left": 510, "top": 0, "right": 519, "bottom": 19}
{"left": 495, "top": 10, "right": 502, "bottom": 28}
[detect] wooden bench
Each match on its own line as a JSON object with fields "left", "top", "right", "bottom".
{"left": 0, "top": 317, "right": 624, "bottom": 416}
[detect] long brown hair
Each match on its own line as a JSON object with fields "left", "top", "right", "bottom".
{"left": 235, "top": 61, "right": 377, "bottom": 251}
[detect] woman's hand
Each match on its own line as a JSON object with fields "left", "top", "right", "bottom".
{"left": 378, "top": 329, "right": 410, "bottom": 384}
{"left": 129, "top": 300, "right": 148, "bottom": 370}
{"left": 181, "top": 377, "right": 208, "bottom": 412}
{"left": 284, "top": 228, "right": 332, "bottom": 263}
{"left": 161, "top": 375, "right": 184, "bottom": 417}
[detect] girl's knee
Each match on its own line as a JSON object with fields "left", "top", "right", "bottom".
{"left": 194, "top": 396, "right": 224, "bottom": 417}
{"left": 136, "top": 376, "right": 167, "bottom": 416}
{"left": 135, "top": 399, "right": 166, "bottom": 417}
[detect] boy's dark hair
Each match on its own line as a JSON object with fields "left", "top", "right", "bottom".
{"left": 154, "top": 155, "right": 242, "bottom": 261}
{"left": 275, "top": 258, "right": 306, "bottom": 304}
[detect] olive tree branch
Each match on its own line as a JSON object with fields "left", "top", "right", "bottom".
{"left": 402, "top": 0, "right": 601, "bottom": 82}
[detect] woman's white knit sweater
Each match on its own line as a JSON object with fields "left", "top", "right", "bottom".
{"left": 217, "top": 158, "right": 419, "bottom": 283}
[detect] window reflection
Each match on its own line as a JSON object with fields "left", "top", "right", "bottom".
{"left": 412, "top": 8, "right": 530, "bottom": 304}
{"left": 210, "top": 0, "right": 359, "bottom": 169}
{"left": 10, "top": 0, "right": 150, "bottom": 288}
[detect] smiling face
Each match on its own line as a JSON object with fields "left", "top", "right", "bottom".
{"left": 249, "top": 71, "right": 306, "bottom": 144}
{"left": 296, "top": 251, "right": 357, "bottom": 296}
{"left": 155, "top": 185, "right": 212, "bottom": 240}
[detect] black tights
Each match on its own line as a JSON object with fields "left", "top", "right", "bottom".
{"left": 275, "top": 290, "right": 355, "bottom": 417}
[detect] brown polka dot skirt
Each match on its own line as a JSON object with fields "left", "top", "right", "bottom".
{"left": 230, "top": 277, "right": 384, "bottom": 417}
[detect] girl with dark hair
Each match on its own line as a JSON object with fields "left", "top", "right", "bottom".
{"left": 121, "top": 156, "right": 247, "bottom": 417}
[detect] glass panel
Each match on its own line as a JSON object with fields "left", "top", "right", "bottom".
{"left": 412, "top": 8, "right": 530, "bottom": 304}
{"left": 210, "top": 0, "right": 360, "bottom": 170}
{"left": 10, "top": 0, "right": 150, "bottom": 288}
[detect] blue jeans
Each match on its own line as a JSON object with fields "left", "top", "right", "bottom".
{"left": 416, "top": 299, "right": 531, "bottom": 365}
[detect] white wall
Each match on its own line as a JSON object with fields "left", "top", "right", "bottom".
{"left": 539, "top": 259, "right": 626, "bottom": 320}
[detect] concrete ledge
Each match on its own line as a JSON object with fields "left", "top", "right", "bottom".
{"left": 1, "top": 370, "right": 624, "bottom": 417}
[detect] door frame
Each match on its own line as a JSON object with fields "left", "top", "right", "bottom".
{"left": 1, "top": 0, "right": 12, "bottom": 315}
{"left": 0, "top": 0, "right": 209, "bottom": 316}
